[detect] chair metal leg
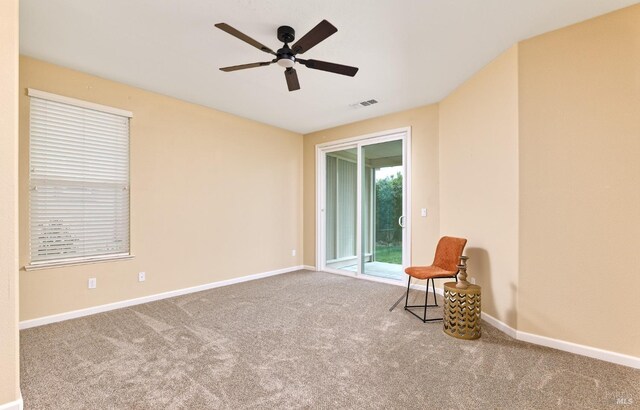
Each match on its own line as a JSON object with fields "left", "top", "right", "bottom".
{"left": 432, "top": 278, "right": 438, "bottom": 307}
{"left": 423, "top": 279, "right": 428, "bottom": 321}
{"left": 404, "top": 276, "right": 445, "bottom": 323}
{"left": 403, "top": 275, "right": 461, "bottom": 323}
{"left": 404, "top": 276, "right": 411, "bottom": 309}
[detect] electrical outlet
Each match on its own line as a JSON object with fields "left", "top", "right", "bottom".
{"left": 138, "top": 272, "right": 146, "bottom": 282}
{"left": 470, "top": 277, "right": 476, "bottom": 285}
{"left": 291, "top": 249, "right": 296, "bottom": 257}
{"left": 88, "top": 278, "right": 97, "bottom": 289}
{"left": 421, "top": 208, "right": 427, "bottom": 217}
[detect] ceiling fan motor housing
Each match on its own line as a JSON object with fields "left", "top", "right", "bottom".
{"left": 277, "top": 25, "right": 295, "bottom": 43}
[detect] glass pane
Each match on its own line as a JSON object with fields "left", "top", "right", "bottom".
{"left": 325, "top": 148, "right": 358, "bottom": 273}
{"left": 361, "top": 140, "right": 404, "bottom": 280}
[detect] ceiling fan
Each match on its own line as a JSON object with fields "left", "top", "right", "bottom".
{"left": 215, "top": 20, "right": 359, "bottom": 92}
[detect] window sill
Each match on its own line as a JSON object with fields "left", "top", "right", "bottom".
{"left": 24, "top": 254, "right": 135, "bottom": 271}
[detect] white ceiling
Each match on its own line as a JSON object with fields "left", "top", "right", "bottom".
{"left": 20, "top": 0, "right": 639, "bottom": 134}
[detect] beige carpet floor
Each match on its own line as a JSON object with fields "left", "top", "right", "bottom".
{"left": 21, "top": 270, "right": 640, "bottom": 409}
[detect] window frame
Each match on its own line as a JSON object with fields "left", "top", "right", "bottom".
{"left": 25, "top": 89, "right": 134, "bottom": 271}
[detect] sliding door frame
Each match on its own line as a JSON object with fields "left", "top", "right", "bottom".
{"left": 315, "top": 127, "right": 412, "bottom": 287}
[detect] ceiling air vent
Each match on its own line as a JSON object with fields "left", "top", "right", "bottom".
{"left": 349, "top": 99, "right": 379, "bottom": 109}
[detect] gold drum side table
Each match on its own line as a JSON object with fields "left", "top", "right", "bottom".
{"left": 443, "top": 282, "right": 481, "bottom": 340}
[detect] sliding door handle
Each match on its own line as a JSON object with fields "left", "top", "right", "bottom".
{"left": 398, "top": 215, "right": 406, "bottom": 228}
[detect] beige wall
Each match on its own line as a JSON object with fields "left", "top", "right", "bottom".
{"left": 19, "top": 57, "right": 303, "bottom": 321}
{"left": 303, "top": 105, "right": 440, "bottom": 271}
{"left": 518, "top": 5, "right": 640, "bottom": 356}
{"left": 0, "top": 0, "right": 21, "bottom": 405}
{"left": 439, "top": 46, "right": 520, "bottom": 328}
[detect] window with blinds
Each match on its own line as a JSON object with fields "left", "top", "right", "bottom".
{"left": 28, "top": 89, "right": 132, "bottom": 266}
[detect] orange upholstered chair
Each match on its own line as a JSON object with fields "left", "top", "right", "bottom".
{"left": 404, "top": 236, "right": 467, "bottom": 322}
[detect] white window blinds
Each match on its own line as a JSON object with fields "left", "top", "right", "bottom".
{"left": 29, "top": 90, "right": 131, "bottom": 265}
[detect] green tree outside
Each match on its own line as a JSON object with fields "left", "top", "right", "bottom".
{"left": 375, "top": 171, "right": 402, "bottom": 264}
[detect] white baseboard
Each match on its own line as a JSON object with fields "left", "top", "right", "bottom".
{"left": 302, "top": 265, "right": 317, "bottom": 271}
{"left": 19, "top": 265, "right": 305, "bottom": 330}
{"left": 420, "top": 282, "right": 639, "bottom": 368}
{"left": 480, "top": 312, "right": 518, "bottom": 339}
{"left": 516, "top": 330, "right": 640, "bottom": 369}
{"left": 474, "top": 305, "right": 638, "bottom": 368}
{"left": 0, "top": 395, "right": 23, "bottom": 410}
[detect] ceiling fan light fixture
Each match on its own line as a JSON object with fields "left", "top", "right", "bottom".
{"left": 277, "top": 56, "right": 295, "bottom": 68}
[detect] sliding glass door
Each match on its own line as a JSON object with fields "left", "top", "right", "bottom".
{"left": 324, "top": 147, "right": 358, "bottom": 272}
{"left": 361, "top": 140, "right": 404, "bottom": 280}
{"left": 318, "top": 130, "right": 409, "bottom": 283}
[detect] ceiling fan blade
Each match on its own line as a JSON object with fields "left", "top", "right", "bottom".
{"left": 219, "top": 61, "right": 273, "bottom": 72}
{"left": 291, "top": 20, "right": 337, "bottom": 55}
{"left": 215, "top": 23, "right": 277, "bottom": 55}
{"left": 285, "top": 68, "right": 300, "bottom": 91}
{"left": 298, "top": 59, "right": 359, "bottom": 77}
